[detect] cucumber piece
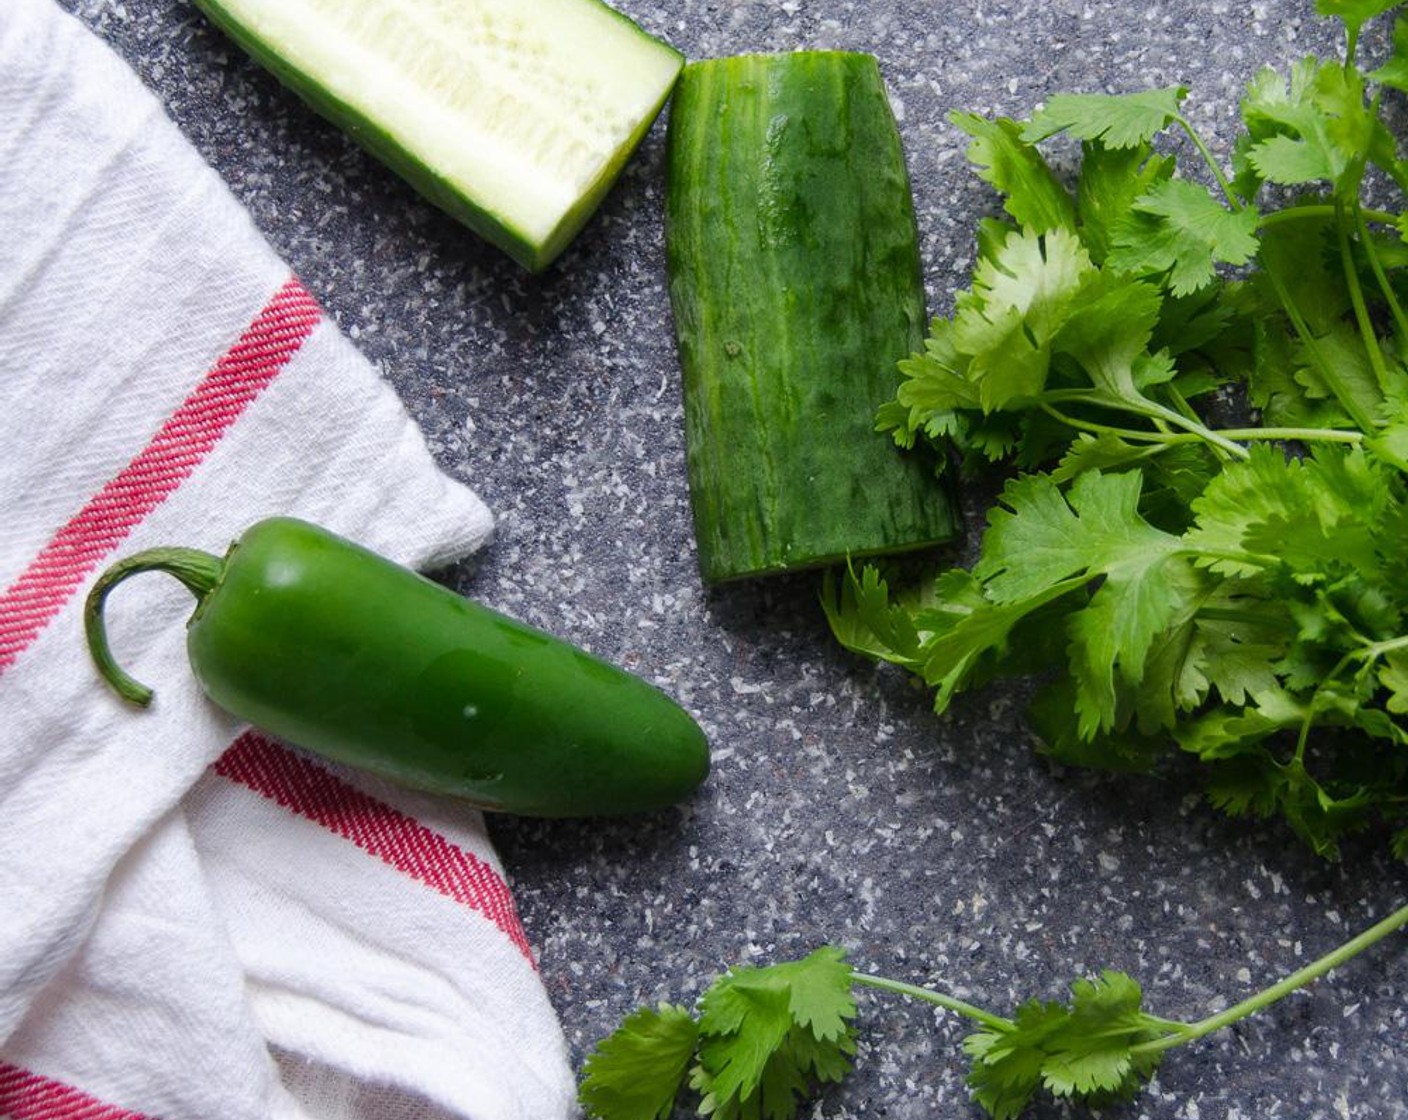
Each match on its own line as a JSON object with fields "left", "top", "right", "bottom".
{"left": 664, "top": 51, "right": 958, "bottom": 583}
{"left": 193, "top": 0, "right": 683, "bottom": 271}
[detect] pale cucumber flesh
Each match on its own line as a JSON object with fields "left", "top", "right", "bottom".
{"left": 194, "top": 0, "right": 682, "bottom": 269}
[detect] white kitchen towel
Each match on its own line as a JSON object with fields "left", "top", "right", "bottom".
{"left": 0, "top": 1, "right": 577, "bottom": 1118}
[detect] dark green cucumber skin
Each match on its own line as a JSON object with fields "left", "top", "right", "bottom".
{"left": 190, "top": 0, "right": 681, "bottom": 272}
{"left": 665, "top": 52, "right": 957, "bottom": 583}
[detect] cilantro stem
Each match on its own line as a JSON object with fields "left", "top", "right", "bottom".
{"left": 1174, "top": 115, "right": 1241, "bottom": 210}
{"left": 1257, "top": 205, "right": 1398, "bottom": 230}
{"left": 1335, "top": 198, "right": 1395, "bottom": 397}
{"left": 1037, "top": 405, "right": 1180, "bottom": 450}
{"left": 1040, "top": 405, "right": 1363, "bottom": 450}
{"left": 1356, "top": 632, "right": 1408, "bottom": 667}
{"left": 1130, "top": 900, "right": 1408, "bottom": 1056}
{"left": 850, "top": 971, "right": 1014, "bottom": 1032}
{"left": 1292, "top": 713, "right": 1316, "bottom": 768}
{"left": 1262, "top": 260, "right": 1382, "bottom": 433}
{"left": 1354, "top": 203, "right": 1408, "bottom": 344}
{"left": 1210, "top": 426, "right": 1362, "bottom": 444}
{"left": 1140, "top": 399, "right": 1249, "bottom": 459}
{"left": 1161, "top": 381, "right": 1203, "bottom": 427}
{"left": 1036, "top": 391, "right": 1251, "bottom": 458}
{"left": 1182, "top": 546, "right": 1280, "bottom": 571}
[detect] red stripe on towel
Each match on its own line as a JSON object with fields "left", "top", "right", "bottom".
{"left": 0, "top": 1062, "right": 156, "bottom": 1120}
{"left": 0, "top": 278, "right": 321, "bottom": 676}
{"left": 213, "top": 732, "right": 535, "bottom": 963}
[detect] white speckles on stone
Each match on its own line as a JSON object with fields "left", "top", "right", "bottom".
{"left": 78, "top": 0, "right": 1408, "bottom": 1115}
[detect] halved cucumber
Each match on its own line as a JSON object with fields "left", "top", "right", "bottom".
{"left": 193, "top": 0, "right": 683, "bottom": 271}
{"left": 665, "top": 52, "right": 958, "bottom": 582}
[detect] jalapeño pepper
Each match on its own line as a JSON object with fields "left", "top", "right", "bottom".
{"left": 84, "top": 517, "right": 710, "bottom": 817}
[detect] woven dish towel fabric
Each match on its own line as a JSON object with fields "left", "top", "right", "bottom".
{"left": 0, "top": 1, "right": 577, "bottom": 1117}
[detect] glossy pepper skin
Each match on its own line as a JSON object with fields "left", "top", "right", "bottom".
{"left": 85, "top": 517, "right": 710, "bottom": 817}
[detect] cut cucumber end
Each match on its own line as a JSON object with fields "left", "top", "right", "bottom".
{"left": 666, "top": 51, "right": 960, "bottom": 583}
{"left": 193, "top": 0, "right": 684, "bottom": 271}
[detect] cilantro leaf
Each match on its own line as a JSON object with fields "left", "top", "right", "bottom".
{"left": 969, "top": 468, "right": 1188, "bottom": 738}
{"left": 953, "top": 227, "right": 1096, "bottom": 409}
{"left": 915, "top": 570, "right": 1082, "bottom": 712}
{"left": 1288, "top": 321, "right": 1388, "bottom": 429}
{"left": 694, "top": 1030, "right": 846, "bottom": 1120}
{"left": 957, "top": 470, "right": 1194, "bottom": 738}
{"left": 1045, "top": 971, "right": 1164, "bottom": 1097}
{"left": 1316, "top": 0, "right": 1402, "bottom": 40}
{"left": 692, "top": 948, "right": 857, "bottom": 1119}
{"left": 883, "top": 318, "right": 981, "bottom": 453}
{"left": 1028, "top": 678, "right": 1170, "bottom": 771}
{"left": 974, "top": 470, "right": 1181, "bottom": 603}
{"left": 1185, "top": 444, "right": 1325, "bottom": 575}
{"left": 950, "top": 111, "right": 1077, "bottom": 233}
{"left": 1242, "top": 57, "right": 1345, "bottom": 185}
{"left": 695, "top": 983, "right": 792, "bottom": 1103}
{"left": 738, "top": 947, "right": 856, "bottom": 1043}
{"left": 1067, "top": 552, "right": 1194, "bottom": 739}
{"left": 1244, "top": 216, "right": 1396, "bottom": 431}
{"left": 1249, "top": 131, "right": 1338, "bottom": 183}
{"left": 1367, "top": 15, "right": 1408, "bottom": 91}
{"left": 1382, "top": 649, "right": 1408, "bottom": 714}
{"left": 1187, "top": 444, "right": 1395, "bottom": 589}
{"left": 825, "top": 560, "right": 1085, "bottom": 720}
{"left": 963, "top": 971, "right": 1166, "bottom": 1118}
{"left": 1049, "top": 432, "right": 1166, "bottom": 482}
{"left": 963, "top": 1003, "right": 1059, "bottom": 1120}
{"left": 1075, "top": 141, "right": 1176, "bottom": 262}
{"left": 1242, "top": 57, "right": 1391, "bottom": 195}
{"left": 580, "top": 1003, "right": 701, "bottom": 1120}
{"left": 1106, "top": 180, "right": 1261, "bottom": 296}
{"left": 961, "top": 227, "right": 1095, "bottom": 348}
{"left": 581, "top": 952, "right": 858, "bottom": 1120}
{"left": 1022, "top": 87, "right": 1189, "bottom": 148}
{"left": 820, "top": 564, "right": 924, "bottom": 668}
{"left": 1195, "top": 613, "right": 1288, "bottom": 708}
{"left": 1053, "top": 276, "right": 1165, "bottom": 401}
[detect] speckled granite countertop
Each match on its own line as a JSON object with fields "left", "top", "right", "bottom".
{"left": 62, "top": 1, "right": 1406, "bottom": 1116}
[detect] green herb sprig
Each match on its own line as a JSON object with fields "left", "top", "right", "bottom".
{"left": 832, "top": 0, "right": 1408, "bottom": 861}
{"left": 580, "top": 902, "right": 1408, "bottom": 1119}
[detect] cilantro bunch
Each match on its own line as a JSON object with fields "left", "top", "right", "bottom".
{"left": 828, "top": 0, "right": 1408, "bottom": 860}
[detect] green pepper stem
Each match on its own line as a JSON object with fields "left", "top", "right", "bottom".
{"left": 83, "top": 546, "right": 225, "bottom": 707}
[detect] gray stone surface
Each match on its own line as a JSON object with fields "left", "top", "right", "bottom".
{"left": 62, "top": 1, "right": 1407, "bottom": 1117}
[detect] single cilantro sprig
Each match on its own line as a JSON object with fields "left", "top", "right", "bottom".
{"left": 580, "top": 903, "right": 1408, "bottom": 1120}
